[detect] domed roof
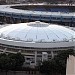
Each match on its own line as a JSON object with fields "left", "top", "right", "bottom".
{"left": 0, "top": 21, "right": 75, "bottom": 43}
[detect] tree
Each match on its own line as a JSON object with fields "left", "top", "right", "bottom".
{"left": 0, "top": 53, "right": 25, "bottom": 75}
{"left": 39, "top": 49, "right": 75, "bottom": 75}
{"left": 8, "top": 53, "right": 25, "bottom": 70}
{"left": 0, "top": 53, "right": 11, "bottom": 75}
{"left": 54, "top": 49, "right": 75, "bottom": 74}
{"left": 39, "top": 60, "right": 58, "bottom": 75}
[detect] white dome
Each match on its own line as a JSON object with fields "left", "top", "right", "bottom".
{"left": 0, "top": 21, "right": 75, "bottom": 43}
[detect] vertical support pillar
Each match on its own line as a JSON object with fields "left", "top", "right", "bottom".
{"left": 51, "top": 51, "right": 54, "bottom": 59}
{"left": 3, "top": 48, "right": 7, "bottom": 53}
{"left": 35, "top": 51, "right": 37, "bottom": 66}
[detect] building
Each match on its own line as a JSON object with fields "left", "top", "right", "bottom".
{"left": 0, "top": 21, "right": 75, "bottom": 66}
{"left": 0, "top": 0, "right": 29, "bottom": 4}
{"left": 0, "top": 4, "right": 75, "bottom": 26}
{"left": 66, "top": 55, "right": 75, "bottom": 75}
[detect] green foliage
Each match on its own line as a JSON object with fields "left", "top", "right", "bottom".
{"left": 39, "top": 60, "right": 59, "bottom": 75}
{"left": 8, "top": 53, "right": 25, "bottom": 69}
{"left": 54, "top": 49, "right": 75, "bottom": 73}
{"left": 39, "top": 49, "right": 75, "bottom": 75}
{"left": 0, "top": 53, "right": 25, "bottom": 71}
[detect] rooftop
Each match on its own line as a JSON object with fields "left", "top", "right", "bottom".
{"left": 0, "top": 21, "right": 74, "bottom": 43}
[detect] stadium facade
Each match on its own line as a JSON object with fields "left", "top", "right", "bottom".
{"left": 0, "top": 4, "right": 75, "bottom": 26}
{"left": 0, "top": 21, "right": 75, "bottom": 66}
{"left": 0, "top": 4, "right": 75, "bottom": 66}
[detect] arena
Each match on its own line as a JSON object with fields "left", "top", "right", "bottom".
{"left": 0, "top": 4, "right": 75, "bottom": 26}
{"left": 0, "top": 4, "right": 75, "bottom": 66}
{"left": 0, "top": 21, "right": 75, "bottom": 66}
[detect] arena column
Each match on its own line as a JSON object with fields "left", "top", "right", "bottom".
{"left": 3, "top": 48, "right": 7, "bottom": 53}
{"left": 35, "top": 51, "right": 37, "bottom": 66}
{"left": 51, "top": 51, "right": 54, "bottom": 59}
